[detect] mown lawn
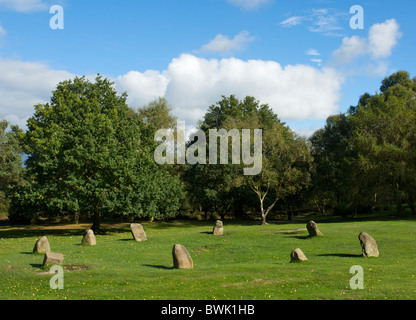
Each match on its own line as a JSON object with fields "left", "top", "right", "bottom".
{"left": 0, "top": 218, "right": 415, "bottom": 300}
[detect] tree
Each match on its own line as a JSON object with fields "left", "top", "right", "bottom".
{"left": 136, "top": 97, "right": 177, "bottom": 130}
{"left": 246, "top": 121, "right": 312, "bottom": 224}
{"left": 309, "top": 114, "right": 355, "bottom": 213}
{"left": 0, "top": 120, "right": 25, "bottom": 215}
{"left": 14, "top": 76, "right": 184, "bottom": 231}
{"left": 350, "top": 71, "right": 416, "bottom": 215}
{"left": 189, "top": 95, "right": 312, "bottom": 224}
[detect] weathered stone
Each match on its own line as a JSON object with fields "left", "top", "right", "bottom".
{"left": 82, "top": 229, "right": 96, "bottom": 246}
{"left": 172, "top": 244, "right": 193, "bottom": 269}
{"left": 43, "top": 252, "right": 64, "bottom": 266}
{"left": 359, "top": 232, "right": 379, "bottom": 257}
{"left": 130, "top": 223, "right": 147, "bottom": 242}
{"left": 290, "top": 248, "right": 308, "bottom": 262}
{"left": 213, "top": 220, "right": 224, "bottom": 236}
{"left": 307, "top": 221, "right": 323, "bottom": 236}
{"left": 33, "top": 236, "right": 51, "bottom": 254}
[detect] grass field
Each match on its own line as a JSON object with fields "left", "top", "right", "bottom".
{"left": 0, "top": 217, "right": 415, "bottom": 300}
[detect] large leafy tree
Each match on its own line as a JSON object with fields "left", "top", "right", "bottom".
{"left": 0, "top": 120, "right": 25, "bottom": 215}
{"left": 13, "top": 76, "right": 183, "bottom": 231}
{"left": 309, "top": 114, "right": 355, "bottom": 213}
{"left": 187, "top": 95, "right": 312, "bottom": 224}
{"left": 350, "top": 71, "right": 416, "bottom": 215}
{"left": 245, "top": 120, "right": 312, "bottom": 224}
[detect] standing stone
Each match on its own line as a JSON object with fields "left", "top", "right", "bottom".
{"left": 130, "top": 223, "right": 147, "bottom": 242}
{"left": 213, "top": 220, "right": 224, "bottom": 236}
{"left": 33, "top": 236, "right": 51, "bottom": 254}
{"left": 290, "top": 248, "right": 308, "bottom": 262}
{"left": 43, "top": 252, "right": 64, "bottom": 266}
{"left": 307, "top": 221, "right": 323, "bottom": 236}
{"left": 82, "top": 229, "right": 96, "bottom": 246}
{"left": 172, "top": 244, "right": 194, "bottom": 269}
{"left": 359, "top": 232, "right": 379, "bottom": 257}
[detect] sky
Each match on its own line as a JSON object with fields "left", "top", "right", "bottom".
{"left": 0, "top": 0, "right": 414, "bottom": 137}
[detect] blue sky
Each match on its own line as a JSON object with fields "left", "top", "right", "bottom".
{"left": 0, "top": 0, "right": 414, "bottom": 137}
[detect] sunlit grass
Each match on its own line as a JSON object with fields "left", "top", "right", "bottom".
{"left": 0, "top": 219, "right": 415, "bottom": 300}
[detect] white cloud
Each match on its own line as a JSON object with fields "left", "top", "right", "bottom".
{"left": 0, "top": 54, "right": 343, "bottom": 131}
{"left": 332, "top": 36, "right": 368, "bottom": 65}
{"left": 368, "top": 19, "right": 402, "bottom": 59}
{"left": 280, "top": 8, "right": 347, "bottom": 37}
{"left": 227, "top": 0, "right": 271, "bottom": 10}
{"left": 331, "top": 19, "right": 401, "bottom": 66}
{"left": 114, "top": 70, "right": 170, "bottom": 108}
{"left": 0, "top": 0, "right": 48, "bottom": 12}
{"left": 0, "top": 57, "right": 74, "bottom": 129}
{"left": 280, "top": 16, "right": 304, "bottom": 28}
{"left": 196, "top": 31, "right": 256, "bottom": 55}
{"left": 164, "top": 54, "right": 342, "bottom": 125}
{"left": 306, "top": 49, "right": 321, "bottom": 56}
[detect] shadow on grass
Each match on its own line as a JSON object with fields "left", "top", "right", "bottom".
{"left": 285, "top": 235, "right": 313, "bottom": 240}
{"left": 143, "top": 264, "right": 174, "bottom": 270}
{"left": 316, "top": 253, "right": 363, "bottom": 258}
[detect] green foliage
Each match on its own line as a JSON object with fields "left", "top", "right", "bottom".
{"left": 185, "top": 95, "right": 312, "bottom": 223}
{"left": 350, "top": 71, "right": 416, "bottom": 214}
{"left": 310, "top": 70, "right": 416, "bottom": 216}
{"left": 0, "top": 119, "right": 25, "bottom": 217}
{"left": 9, "top": 76, "right": 184, "bottom": 229}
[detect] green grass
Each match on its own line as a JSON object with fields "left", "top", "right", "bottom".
{"left": 0, "top": 218, "right": 415, "bottom": 300}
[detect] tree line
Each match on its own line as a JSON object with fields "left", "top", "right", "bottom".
{"left": 1, "top": 71, "right": 415, "bottom": 230}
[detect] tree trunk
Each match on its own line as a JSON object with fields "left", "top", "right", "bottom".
{"left": 72, "top": 211, "right": 80, "bottom": 224}
{"left": 91, "top": 211, "right": 101, "bottom": 234}
{"left": 408, "top": 194, "right": 415, "bottom": 215}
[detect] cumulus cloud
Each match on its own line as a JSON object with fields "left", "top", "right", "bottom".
{"left": 368, "top": 19, "right": 402, "bottom": 59}
{"left": 196, "top": 31, "right": 256, "bottom": 55}
{"left": 0, "top": 0, "right": 48, "bottom": 12}
{"left": 163, "top": 54, "right": 342, "bottom": 125}
{"left": 114, "top": 70, "right": 170, "bottom": 108}
{"left": 1, "top": 54, "right": 343, "bottom": 131}
{"left": 0, "top": 57, "right": 74, "bottom": 129}
{"left": 332, "top": 19, "right": 402, "bottom": 66}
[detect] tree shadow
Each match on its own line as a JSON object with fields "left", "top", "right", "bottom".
{"left": 143, "top": 264, "right": 174, "bottom": 270}
{"left": 285, "top": 235, "right": 312, "bottom": 240}
{"left": 316, "top": 253, "right": 363, "bottom": 258}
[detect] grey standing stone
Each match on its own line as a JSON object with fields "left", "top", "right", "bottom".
{"left": 359, "top": 232, "right": 379, "bottom": 257}
{"left": 213, "top": 220, "right": 224, "bottom": 236}
{"left": 82, "top": 229, "right": 96, "bottom": 246}
{"left": 290, "top": 248, "right": 308, "bottom": 262}
{"left": 307, "top": 221, "right": 323, "bottom": 236}
{"left": 172, "top": 244, "right": 194, "bottom": 269}
{"left": 43, "top": 252, "right": 64, "bottom": 266}
{"left": 130, "top": 223, "right": 147, "bottom": 242}
{"left": 33, "top": 236, "right": 51, "bottom": 254}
